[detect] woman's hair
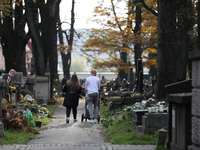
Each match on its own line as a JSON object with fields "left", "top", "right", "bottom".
{"left": 66, "top": 74, "right": 80, "bottom": 93}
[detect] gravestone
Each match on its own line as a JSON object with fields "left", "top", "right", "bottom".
{"left": 129, "top": 67, "right": 133, "bottom": 91}
{"left": 136, "top": 58, "right": 142, "bottom": 90}
{"left": 137, "top": 125, "right": 144, "bottom": 137}
{"left": 12, "top": 72, "right": 23, "bottom": 106}
{"left": 35, "top": 76, "right": 50, "bottom": 105}
{"left": 165, "top": 79, "right": 192, "bottom": 150}
{"left": 142, "top": 112, "right": 168, "bottom": 134}
{"left": 165, "top": 87, "right": 192, "bottom": 150}
{"left": 30, "top": 57, "right": 35, "bottom": 75}
{"left": 157, "top": 129, "right": 167, "bottom": 146}
{"left": 139, "top": 71, "right": 143, "bottom": 93}
{"left": 26, "top": 75, "right": 35, "bottom": 97}
{"left": 12, "top": 72, "right": 24, "bottom": 86}
{"left": 133, "top": 110, "right": 148, "bottom": 126}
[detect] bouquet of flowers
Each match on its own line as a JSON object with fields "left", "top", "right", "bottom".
{"left": 146, "top": 98, "right": 155, "bottom": 107}
{"left": 15, "top": 109, "right": 26, "bottom": 117}
{"left": 21, "top": 94, "right": 35, "bottom": 104}
{"left": 39, "top": 107, "right": 51, "bottom": 117}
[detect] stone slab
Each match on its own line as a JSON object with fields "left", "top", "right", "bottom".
{"left": 157, "top": 129, "right": 167, "bottom": 146}
{"left": 168, "top": 93, "right": 192, "bottom": 104}
{"left": 191, "top": 117, "right": 200, "bottom": 145}
{"left": 189, "top": 50, "right": 200, "bottom": 59}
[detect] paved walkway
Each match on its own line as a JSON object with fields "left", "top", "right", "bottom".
{"left": 0, "top": 100, "right": 156, "bottom": 150}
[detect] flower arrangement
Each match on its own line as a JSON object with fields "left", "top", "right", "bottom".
{"left": 15, "top": 109, "right": 26, "bottom": 117}
{"left": 50, "top": 98, "right": 57, "bottom": 102}
{"left": 146, "top": 98, "right": 156, "bottom": 107}
{"left": 18, "top": 94, "right": 23, "bottom": 101}
{"left": 147, "top": 98, "right": 155, "bottom": 102}
{"left": 142, "top": 92, "right": 147, "bottom": 96}
{"left": 39, "top": 107, "right": 51, "bottom": 117}
{"left": 21, "top": 94, "right": 35, "bottom": 104}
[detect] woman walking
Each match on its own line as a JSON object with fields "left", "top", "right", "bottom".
{"left": 63, "top": 74, "right": 81, "bottom": 123}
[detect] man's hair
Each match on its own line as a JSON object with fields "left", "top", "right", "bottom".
{"left": 91, "top": 69, "right": 96, "bottom": 74}
{"left": 9, "top": 69, "right": 16, "bottom": 75}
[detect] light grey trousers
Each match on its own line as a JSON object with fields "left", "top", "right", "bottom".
{"left": 86, "top": 92, "right": 99, "bottom": 119}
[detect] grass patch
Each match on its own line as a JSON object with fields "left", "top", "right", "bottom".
{"left": 99, "top": 103, "right": 158, "bottom": 145}
{"left": 34, "top": 104, "right": 58, "bottom": 130}
{"left": 0, "top": 130, "right": 38, "bottom": 145}
{"left": 46, "top": 105, "right": 57, "bottom": 117}
{"left": 1, "top": 103, "right": 58, "bottom": 144}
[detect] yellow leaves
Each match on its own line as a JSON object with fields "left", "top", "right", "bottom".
{"left": 0, "top": 0, "right": 12, "bottom": 17}
{"left": 83, "top": 0, "right": 158, "bottom": 71}
{"left": 146, "top": 48, "right": 157, "bottom": 54}
{"left": 121, "top": 47, "right": 129, "bottom": 52}
{"left": 58, "top": 44, "right": 71, "bottom": 54}
{"left": 144, "top": 59, "right": 157, "bottom": 68}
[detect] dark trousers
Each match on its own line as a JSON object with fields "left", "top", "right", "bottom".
{"left": 66, "top": 106, "right": 77, "bottom": 119}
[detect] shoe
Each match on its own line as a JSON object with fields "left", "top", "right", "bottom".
{"left": 73, "top": 119, "right": 77, "bottom": 123}
{"left": 90, "top": 120, "right": 93, "bottom": 124}
{"left": 94, "top": 119, "right": 97, "bottom": 123}
{"left": 66, "top": 118, "right": 69, "bottom": 123}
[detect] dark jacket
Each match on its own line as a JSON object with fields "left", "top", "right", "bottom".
{"left": 3, "top": 73, "right": 12, "bottom": 86}
{"left": 63, "top": 85, "right": 81, "bottom": 108}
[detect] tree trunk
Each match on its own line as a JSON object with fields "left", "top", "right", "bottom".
{"left": 1, "top": 0, "right": 28, "bottom": 75}
{"left": 176, "top": 1, "right": 193, "bottom": 81}
{"left": 119, "top": 48, "right": 127, "bottom": 82}
{"left": 157, "top": 0, "right": 177, "bottom": 99}
{"left": 25, "top": 0, "right": 45, "bottom": 76}
{"left": 60, "top": 0, "right": 75, "bottom": 80}
{"left": 134, "top": 5, "right": 142, "bottom": 89}
{"left": 134, "top": 5, "right": 142, "bottom": 74}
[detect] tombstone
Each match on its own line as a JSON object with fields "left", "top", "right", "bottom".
{"left": 106, "top": 82, "right": 110, "bottom": 91}
{"left": 188, "top": 50, "right": 200, "bottom": 150}
{"left": 167, "top": 94, "right": 192, "bottom": 150}
{"left": 133, "top": 110, "right": 148, "bottom": 126}
{"left": 136, "top": 59, "right": 142, "bottom": 90}
{"left": 129, "top": 67, "right": 133, "bottom": 91}
{"left": 142, "top": 112, "right": 168, "bottom": 134}
{"left": 138, "top": 71, "right": 143, "bottom": 93}
{"left": 157, "top": 129, "right": 167, "bottom": 146}
{"left": 11, "top": 72, "right": 23, "bottom": 108}
{"left": 137, "top": 125, "right": 144, "bottom": 137}
{"left": 35, "top": 76, "right": 50, "bottom": 105}
{"left": 30, "top": 57, "right": 35, "bottom": 75}
{"left": 26, "top": 75, "right": 35, "bottom": 97}
{"left": 101, "top": 76, "right": 105, "bottom": 84}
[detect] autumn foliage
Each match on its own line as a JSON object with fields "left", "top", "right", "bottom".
{"left": 82, "top": 0, "right": 158, "bottom": 74}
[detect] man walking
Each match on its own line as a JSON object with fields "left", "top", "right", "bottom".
{"left": 85, "top": 69, "right": 100, "bottom": 123}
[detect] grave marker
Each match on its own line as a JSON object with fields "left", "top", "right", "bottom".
{"left": 157, "top": 129, "right": 167, "bottom": 146}
{"left": 137, "top": 125, "right": 144, "bottom": 137}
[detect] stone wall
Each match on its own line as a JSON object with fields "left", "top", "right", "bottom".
{"left": 142, "top": 113, "right": 168, "bottom": 134}
{"left": 188, "top": 50, "right": 200, "bottom": 150}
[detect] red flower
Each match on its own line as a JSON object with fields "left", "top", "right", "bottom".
{"left": 50, "top": 98, "right": 57, "bottom": 103}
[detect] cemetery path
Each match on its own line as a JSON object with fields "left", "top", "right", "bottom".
{"left": 0, "top": 100, "right": 156, "bottom": 150}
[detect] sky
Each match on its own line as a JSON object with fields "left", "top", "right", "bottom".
{"left": 60, "top": 0, "right": 101, "bottom": 29}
